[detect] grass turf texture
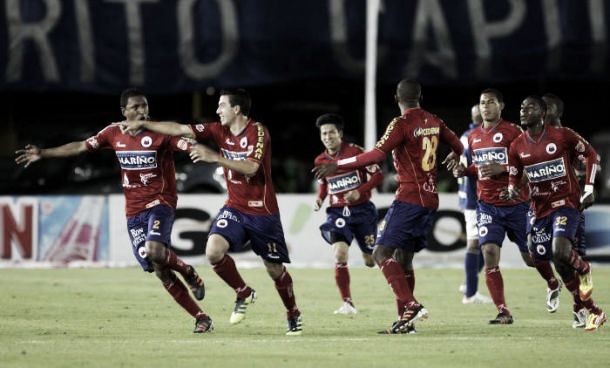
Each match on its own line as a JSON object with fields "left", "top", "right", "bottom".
{"left": 1, "top": 267, "right": 609, "bottom": 368}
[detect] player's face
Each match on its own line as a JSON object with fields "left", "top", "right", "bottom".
{"left": 520, "top": 98, "right": 544, "bottom": 128}
{"left": 479, "top": 93, "right": 503, "bottom": 123}
{"left": 122, "top": 96, "right": 149, "bottom": 121}
{"left": 320, "top": 124, "right": 342, "bottom": 152}
{"left": 216, "top": 95, "right": 237, "bottom": 126}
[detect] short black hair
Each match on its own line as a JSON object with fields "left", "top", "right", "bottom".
{"left": 525, "top": 95, "right": 547, "bottom": 113}
{"left": 396, "top": 79, "right": 422, "bottom": 103}
{"left": 220, "top": 89, "right": 251, "bottom": 116}
{"left": 120, "top": 88, "right": 145, "bottom": 108}
{"left": 315, "top": 113, "right": 344, "bottom": 132}
{"left": 480, "top": 88, "right": 504, "bottom": 103}
{"left": 542, "top": 93, "right": 564, "bottom": 117}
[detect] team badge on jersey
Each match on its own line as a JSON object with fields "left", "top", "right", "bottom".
{"left": 545, "top": 143, "right": 557, "bottom": 154}
{"left": 492, "top": 132, "right": 503, "bottom": 143}
{"left": 524, "top": 157, "right": 566, "bottom": 183}
{"left": 327, "top": 171, "right": 361, "bottom": 194}
{"left": 240, "top": 137, "right": 248, "bottom": 148}
{"left": 141, "top": 136, "right": 152, "bottom": 148}
{"left": 116, "top": 150, "right": 158, "bottom": 170}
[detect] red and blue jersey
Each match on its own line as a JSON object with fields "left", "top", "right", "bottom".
{"left": 189, "top": 120, "right": 279, "bottom": 216}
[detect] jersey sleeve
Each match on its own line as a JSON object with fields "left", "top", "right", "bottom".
{"left": 247, "top": 123, "right": 269, "bottom": 164}
{"left": 375, "top": 118, "right": 405, "bottom": 153}
{"left": 563, "top": 128, "right": 598, "bottom": 186}
{"left": 85, "top": 124, "right": 115, "bottom": 151}
{"left": 507, "top": 141, "right": 524, "bottom": 189}
{"left": 440, "top": 121, "right": 464, "bottom": 155}
{"left": 168, "top": 136, "right": 196, "bottom": 153}
{"left": 189, "top": 122, "right": 215, "bottom": 142}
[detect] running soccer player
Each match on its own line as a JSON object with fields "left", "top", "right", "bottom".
{"left": 15, "top": 88, "right": 212, "bottom": 333}
{"left": 458, "top": 104, "right": 491, "bottom": 304}
{"left": 120, "top": 89, "right": 303, "bottom": 336}
{"left": 313, "top": 113, "right": 382, "bottom": 314}
{"left": 313, "top": 79, "right": 464, "bottom": 334}
{"left": 452, "top": 89, "right": 559, "bottom": 324}
{"left": 507, "top": 96, "right": 606, "bottom": 332}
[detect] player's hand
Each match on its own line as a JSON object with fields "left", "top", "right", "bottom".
{"left": 500, "top": 186, "right": 520, "bottom": 201}
{"left": 478, "top": 162, "right": 505, "bottom": 178}
{"left": 452, "top": 163, "right": 466, "bottom": 178}
{"left": 442, "top": 151, "right": 459, "bottom": 171}
{"left": 579, "top": 185, "right": 595, "bottom": 211}
{"left": 15, "top": 144, "right": 42, "bottom": 168}
{"left": 313, "top": 198, "right": 323, "bottom": 211}
{"left": 344, "top": 190, "right": 361, "bottom": 203}
{"left": 312, "top": 162, "right": 338, "bottom": 180}
{"left": 119, "top": 120, "right": 144, "bottom": 134}
{"left": 190, "top": 144, "right": 219, "bottom": 163}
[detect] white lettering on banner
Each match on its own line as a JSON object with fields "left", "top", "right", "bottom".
{"left": 467, "top": 0, "right": 527, "bottom": 79}
{"left": 0, "top": 198, "right": 37, "bottom": 261}
{"left": 589, "top": 0, "right": 607, "bottom": 73}
{"left": 329, "top": 0, "right": 365, "bottom": 74}
{"left": 541, "top": 0, "right": 561, "bottom": 72}
{"left": 405, "top": 0, "right": 457, "bottom": 79}
{"left": 177, "top": 0, "right": 238, "bottom": 79}
{"left": 6, "top": 0, "right": 61, "bottom": 82}
{"left": 74, "top": 0, "right": 95, "bottom": 82}
{"left": 106, "top": 0, "right": 158, "bottom": 85}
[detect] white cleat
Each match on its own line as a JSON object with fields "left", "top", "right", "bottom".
{"left": 572, "top": 308, "right": 589, "bottom": 329}
{"left": 462, "top": 292, "right": 492, "bottom": 304}
{"left": 546, "top": 281, "right": 562, "bottom": 313}
{"left": 334, "top": 301, "right": 358, "bottom": 315}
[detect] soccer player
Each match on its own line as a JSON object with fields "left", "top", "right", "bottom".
{"left": 313, "top": 79, "right": 464, "bottom": 333}
{"left": 120, "top": 89, "right": 303, "bottom": 335}
{"left": 15, "top": 88, "right": 212, "bottom": 333}
{"left": 507, "top": 96, "right": 606, "bottom": 332}
{"left": 542, "top": 93, "right": 600, "bottom": 327}
{"left": 458, "top": 104, "right": 491, "bottom": 304}
{"left": 313, "top": 113, "right": 382, "bottom": 314}
{"left": 452, "top": 89, "right": 559, "bottom": 324}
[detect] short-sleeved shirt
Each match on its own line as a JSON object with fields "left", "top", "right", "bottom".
{"left": 85, "top": 123, "right": 191, "bottom": 216}
{"left": 467, "top": 120, "right": 528, "bottom": 206}
{"left": 189, "top": 120, "right": 279, "bottom": 216}
{"left": 508, "top": 125, "right": 597, "bottom": 218}
{"left": 314, "top": 142, "right": 380, "bottom": 207}
{"left": 374, "top": 108, "right": 463, "bottom": 210}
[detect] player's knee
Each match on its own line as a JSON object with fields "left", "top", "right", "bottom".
{"left": 264, "top": 261, "right": 283, "bottom": 279}
{"left": 372, "top": 245, "right": 392, "bottom": 265}
{"left": 145, "top": 241, "right": 166, "bottom": 263}
{"left": 206, "top": 235, "right": 229, "bottom": 264}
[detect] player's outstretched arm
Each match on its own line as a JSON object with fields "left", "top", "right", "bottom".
{"left": 15, "top": 142, "right": 87, "bottom": 168}
{"left": 121, "top": 120, "right": 195, "bottom": 139}
{"left": 189, "top": 144, "right": 259, "bottom": 176}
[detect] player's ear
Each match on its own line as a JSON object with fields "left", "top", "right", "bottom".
{"left": 499, "top": 101, "right": 505, "bottom": 110}
{"left": 120, "top": 107, "right": 126, "bottom": 118}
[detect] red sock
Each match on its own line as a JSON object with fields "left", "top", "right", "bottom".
{"left": 274, "top": 267, "right": 299, "bottom": 318}
{"left": 485, "top": 266, "right": 508, "bottom": 313}
{"left": 163, "top": 272, "right": 202, "bottom": 317}
{"left": 165, "top": 249, "right": 190, "bottom": 277}
{"left": 533, "top": 258, "right": 559, "bottom": 289}
{"left": 563, "top": 272, "right": 601, "bottom": 315}
{"left": 380, "top": 258, "right": 415, "bottom": 307}
{"left": 405, "top": 270, "right": 415, "bottom": 293}
{"left": 335, "top": 263, "right": 351, "bottom": 302}
{"left": 569, "top": 249, "right": 590, "bottom": 275}
{"left": 212, "top": 255, "right": 251, "bottom": 299}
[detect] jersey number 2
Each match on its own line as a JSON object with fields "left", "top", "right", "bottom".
{"left": 421, "top": 136, "right": 438, "bottom": 171}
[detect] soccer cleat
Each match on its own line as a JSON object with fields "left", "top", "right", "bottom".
{"left": 184, "top": 265, "right": 205, "bottom": 301}
{"left": 546, "top": 280, "right": 562, "bottom": 313}
{"left": 489, "top": 311, "right": 514, "bottom": 325}
{"left": 585, "top": 311, "right": 607, "bottom": 332}
{"left": 193, "top": 314, "right": 214, "bottom": 333}
{"left": 286, "top": 314, "right": 303, "bottom": 336}
{"left": 229, "top": 289, "right": 256, "bottom": 325}
{"left": 579, "top": 266, "right": 593, "bottom": 301}
{"left": 572, "top": 308, "right": 589, "bottom": 329}
{"left": 334, "top": 301, "right": 358, "bottom": 315}
{"left": 379, "top": 321, "right": 417, "bottom": 334}
{"left": 388, "top": 303, "right": 428, "bottom": 333}
{"left": 462, "top": 292, "right": 492, "bottom": 305}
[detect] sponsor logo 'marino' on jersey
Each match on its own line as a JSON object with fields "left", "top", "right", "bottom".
{"left": 524, "top": 157, "right": 566, "bottom": 183}
{"left": 472, "top": 147, "right": 508, "bottom": 165}
{"left": 116, "top": 150, "right": 158, "bottom": 170}
{"left": 327, "top": 171, "right": 361, "bottom": 194}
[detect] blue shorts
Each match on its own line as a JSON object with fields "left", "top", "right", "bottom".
{"left": 530, "top": 207, "right": 581, "bottom": 260}
{"left": 376, "top": 200, "right": 435, "bottom": 253}
{"left": 126, "top": 204, "right": 175, "bottom": 272}
{"left": 574, "top": 212, "right": 586, "bottom": 256}
{"left": 476, "top": 201, "right": 528, "bottom": 253}
{"left": 210, "top": 206, "right": 290, "bottom": 264}
{"left": 320, "top": 202, "right": 377, "bottom": 254}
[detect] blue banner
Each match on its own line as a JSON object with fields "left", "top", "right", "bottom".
{"left": 1, "top": 0, "right": 609, "bottom": 93}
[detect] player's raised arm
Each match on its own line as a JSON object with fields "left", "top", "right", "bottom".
{"left": 189, "top": 143, "right": 260, "bottom": 176}
{"left": 15, "top": 141, "right": 88, "bottom": 168}
{"left": 121, "top": 119, "right": 196, "bottom": 139}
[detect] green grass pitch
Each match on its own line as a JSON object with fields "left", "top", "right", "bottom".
{"left": 1, "top": 266, "right": 609, "bottom": 367}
